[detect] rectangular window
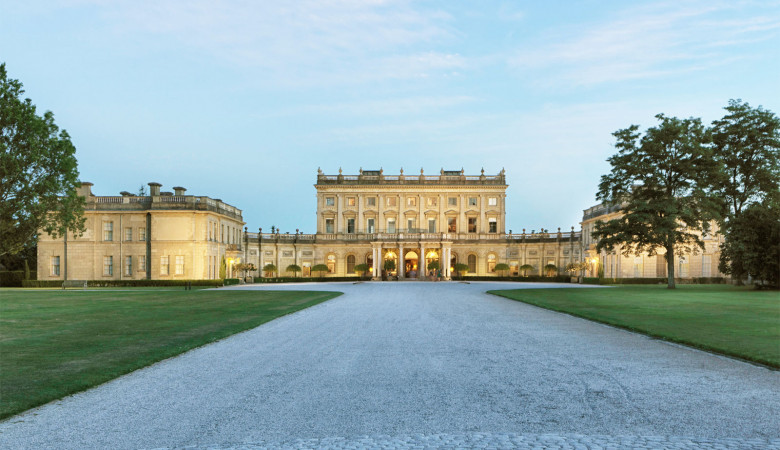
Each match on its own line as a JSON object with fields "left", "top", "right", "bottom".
{"left": 347, "top": 197, "right": 356, "bottom": 206}
{"left": 448, "top": 197, "right": 457, "bottom": 206}
{"left": 387, "top": 218, "right": 396, "bottom": 233}
{"left": 427, "top": 197, "right": 437, "bottom": 207}
{"left": 175, "top": 256, "right": 184, "bottom": 275}
{"left": 407, "top": 218, "right": 415, "bottom": 232}
{"left": 367, "top": 197, "right": 376, "bottom": 207}
{"left": 387, "top": 197, "right": 397, "bottom": 207}
{"left": 125, "top": 256, "right": 132, "bottom": 276}
{"left": 124, "top": 227, "right": 132, "bottom": 241}
{"left": 103, "top": 221, "right": 113, "bottom": 241}
{"left": 406, "top": 197, "right": 416, "bottom": 207}
{"left": 347, "top": 218, "right": 355, "bottom": 234}
{"left": 468, "top": 218, "right": 477, "bottom": 233}
{"left": 703, "top": 255, "right": 711, "bottom": 277}
{"left": 428, "top": 219, "right": 436, "bottom": 233}
{"left": 447, "top": 217, "right": 457, "bottom": 232}
{"left": 160, "top": 256, "right": 169, "bottom": 275}
{"left": 488, "top": 197, "right": 497, "bottom": 206}
{"left": 139, "top": 255, "right": 146, "bottom": 271}
{"left": 468, "top": 197, "right": 477, "bottom": 206}
{"left": 325, "top": 197, "right": 335, "bottom": 206}
{"left": 367, "top": 218, "right": 375, "bottom": 233}
{"left": 139, "top": 227, "right": 146, "bottom": 241}
{"left": 325, "top": 218, "right": 334, "bottom": 233}
{"left": 489, "top": 218, "right": 497, "bottom": 233}
{"left": 103, "top": 256, "right": 113, "bottom": 276}
{"left": 51, "top": 256, "right": 60, "bottom": 276}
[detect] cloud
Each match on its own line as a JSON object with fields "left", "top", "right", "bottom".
{"left": 510, "top": 1, "right": 780, "bottom": 86}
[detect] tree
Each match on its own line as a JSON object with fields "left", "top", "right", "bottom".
{"left": 0, "top": 63, "right": 85, "bottom": 257}
{"left": 565, "top": 261, "right": 587, "bottom": 273}
{"left": 718, "top": 201, "right": 779, "bottom": 288}
{"left": 519, "top": 264, "right": 534, "bottom": 276}
{"left": 311, "top": 263, "right": 329, "bottom": 277}
{"left": 383, "top": 259, "right": 396, "bottom": 276}
{"left": 354, "top": 263, "right": 370, "bottom": 279}
{"left": 710, "top": 100, "right": 780, "bottom": 283}
{"left": 494, "top": 263, "right": 510, "bottom": 277}
{"left": 234, "top": 262, "right": 256, "bottom": 279}
{"left": 454, "top": 263, "right": 469, "bottom": 278}
{"left": 262, "top": 263, "right": 277, "bottom": 277}
{"left": 593, "top": 114, "right": 717, "bottom": 289}
{"left": 219, "top": 257, "right": 227, "bottom": 279}
{"left": 427, "top": 260, "right": 440, "bottom": 272}
{"left": 543, "top": 263, "right": 558, "bottom": 277}
{"left": 286, "top": 264, "right": 301, "bottom": 277}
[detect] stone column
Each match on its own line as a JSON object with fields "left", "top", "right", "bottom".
{"left": 337, "top": 195, "right": 343, "bottom": 233}
{"left": 443, "top": 247, "right": 450, "bottom": 278}
{"left": 459, "top": 194, "right": 466, "bottom": 235}
{"left": 357, "top": 194, "right": 363, "bottom": 233}
{"left": 421, "top": 245, "right": 426, "bottom": 279}
{"left": 398, "top": 245, "right": 404, "bottom": 278}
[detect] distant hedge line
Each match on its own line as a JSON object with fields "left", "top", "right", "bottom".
{"left": 253, "top": 277, "right": 362, "bottom": 283}
{"left": 457, "top": 275, "right": 572, "bottom": 283}
{"left": 583, "top": 277, "right": 726, "bottom": 285}
{"left": 21, "top": 279, "right": 224, "bottom": 288}
{"left": 0, "top": 271, "right": 37, "bottom": 287}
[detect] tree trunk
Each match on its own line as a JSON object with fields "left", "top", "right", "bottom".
{"left": 666, "top": 244, "right": 676, "bottom": 289}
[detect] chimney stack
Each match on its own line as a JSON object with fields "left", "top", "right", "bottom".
{"left": 76, "top": 181, "right": 93, "bottom": 197}
{"left": 148, "top": 182, "right": 162, "bottom": 196}
{"left": 173, "top": 186, "right": 187, "bottom": 196}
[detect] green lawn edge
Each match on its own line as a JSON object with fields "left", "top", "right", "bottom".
{"left": 487, "top": 287, "right": 779, "bottom": 370}
{"left": 0, "top": 290, "right": 342, "bottom": 420}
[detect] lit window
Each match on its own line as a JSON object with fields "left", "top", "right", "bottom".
{"left": 448, "top": 197, "right": 457, "bottom": 206}
{"left": 51, "top": 256, "right": 60, "bottom": 276}
{"left": 327, "top": 254, "right": 336, "bottom": 273}
{"left": 124, "top": 227, "right": 132, "bottom": 241}
{"left": 367, "top": 197, "right": 376, "bottom": 207}
{"left": 139, "top": 227, "right": 146, "bottom": 241}
{"left": 347, "top": 197, "right": 356, "bottom": 206}
{"left": 468, "top": 197, "right": 477, "bottom": 206}
{"left": 325, "top": 197, "right": 335, "bottom": 206}
{"left": 387, "top": 197, "right": 397, "bottom": 207}
{"left": 407, "top": 197, "right": 416, "bottom": 207}
{"left": 427, "top": 197, "right": 438, "bottom": 207}
{"left": 488, "top": 197, "right": 497, "bottom": 206}
{"left": 160, "top": 256, "right": 169, "bottom": 275}
{"left": 125, "top": 256, "right": 132, "bottom": 276}
{"left": 325, "top": 218, "right": 334, "bottom": 233}
{"left": 487, "top": 254, "right": 496, "bottom": 273}
{"left": 175, "top": 256, "right": 184, "bottom": 275}
{"left": 468, "top": 218, "right": 477, "bottom": 233}
{"left": 103, "top": 256, "right": 113, "bottom": 276}
{"left": 448, "top": 217, "right": 456, "bottom": 232}
{"left": 103, "top": 222, "right": 113, "bottom": 241}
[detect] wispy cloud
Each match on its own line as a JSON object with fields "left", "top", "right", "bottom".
{"left": 510, "top": 1, "right": 780, "bottom": 86}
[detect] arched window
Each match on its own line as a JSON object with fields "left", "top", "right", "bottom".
{"left": 467, "top": 254, "right": 477, "bottom": 273}
{"left": 347, "top": 255, "right": 356, "bottom": 274}
{"left": 487, "top": 254, "right": 497, "bottom": 273}
{"left": 366, "top": 252, "right": 374, "bottom": 273}
{"left": 450, "top": 252, "right": 457, "bottom": 273}
{"left": 327, "top": 254, "right": 336, "bottom": 273}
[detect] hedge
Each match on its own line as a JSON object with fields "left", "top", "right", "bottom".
{"left": 583, "top": 277, "right": 726, "bottom": 285}
{"left": 253, "top": 276, "right": 362, "bottom": 283}
{"left": 459, "top": 275, "right": 572, "bottom": 283}
{"left": 1, "top": 271, "right": 37, "bottom": 287}
{"left": 223, "top": 278, "right": 240, "bottom": 286}
{"left": 21, "top": 279, "right": 225, "bottom": 288}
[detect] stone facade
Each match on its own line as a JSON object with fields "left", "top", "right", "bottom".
{"left": 37, "top": 182, "right": 245, "bottom": 281}
{"left": 580, "top": 203, "right": 725, "bottom": 279}
{"left": 242, "top": 169, "right": 583, "bottom": 280}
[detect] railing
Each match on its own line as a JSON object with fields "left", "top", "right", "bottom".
{"left": 95, "top": 197, "right": 122, "bottom": 203}
{"left": 85, "top": 195, "right": 243, "bottom": 221}
{"left": 160, "top": 196, "right": 186, "bottom": 203}
{"left": 317, "top": 173, "right": 507, "bottom": 185}
{"left": 247, "top": 231, "right": 581, "bottom": 242}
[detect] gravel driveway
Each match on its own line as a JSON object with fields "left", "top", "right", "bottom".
{"left": 1, "top": 282, "right": 777, "bottom": 449}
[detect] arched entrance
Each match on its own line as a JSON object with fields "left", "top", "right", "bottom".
{"left": 405, "top": 251, "right": 419, "bottom": 278}
{"left": 425, "top": 250, "right": 439, "bottom": 277}
{"left": 383, "top": 251, "right": 397, "bottom": 277}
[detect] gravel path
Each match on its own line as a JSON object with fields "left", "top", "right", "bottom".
{"left": 0, "top": 281, "right": 777, "bottom": 449}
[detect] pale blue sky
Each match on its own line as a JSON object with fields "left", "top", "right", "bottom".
{"left": 3, "top": 0, "right": 779, "bottom": 233}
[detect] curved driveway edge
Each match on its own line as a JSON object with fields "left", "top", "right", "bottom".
{"left": 0, "top": 282, "right": 777, "bottom": 449}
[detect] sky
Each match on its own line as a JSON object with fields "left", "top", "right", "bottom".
{"left": 2, "top": 0, "right": 779, "bottom": 233}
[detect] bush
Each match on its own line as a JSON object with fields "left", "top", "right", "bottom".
{"left": 583, "top": 277, "right": 726, "bottom": 285}
{"left": 463, "top": 275, "right": 571, "bottom": 283}
{"left": 1, "top": 270, "right": 36, "bottom": 287}
{"left": 223, "top": 278, "right": 240, "bottom": 286}
{"left": 21, "top": 279, "right": 224, "bottom": 288}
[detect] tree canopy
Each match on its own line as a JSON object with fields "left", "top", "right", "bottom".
{"left": 0, "top": 63, "right": 85, "bottom": 257}
{"left": 311, "top": 263, "right": 329, "bottom": 277}
{"left": 286, "top": 264, "right": 301, "bottom": 277}
{"left": 593, "top": 114, "right": 717, "bottom": 288}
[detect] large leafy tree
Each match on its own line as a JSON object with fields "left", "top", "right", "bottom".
{"left": 718, "top": 202, "right": 779, "bottom": 288}
{"left": 0, "top": 63, "right": 85, "bottom": 257}
{"left": 593, "top": 114, "right": 717, "bottom": 289}
{"left": 710, "top": 100, "right": 780, "bottom": 282}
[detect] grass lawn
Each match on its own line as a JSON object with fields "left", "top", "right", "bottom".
{"left": 488, "top": 285, "right": 780, "bottom": 368}
{"left": 0, "top": 288, "right": 341, "bottom": 420}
